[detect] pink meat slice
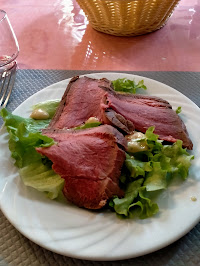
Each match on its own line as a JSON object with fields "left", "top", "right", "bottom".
{"left": 105, "top": 92, "right": 193, "bottom": 150}
{"left": 47, "top": 76, "right": 193, "bottom": 149}
{"left": 47, "top": 76, "right": 134, "bottom": 134}
{"left": 36, "top": 125, "right": 126, "bottom": 209}
{"left": 48, "top": 76, "right": 112, "bottom": 129}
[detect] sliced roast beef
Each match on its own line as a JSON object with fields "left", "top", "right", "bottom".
{"left": 36, "top": 125, "right": 126, "bottom": 209}
{"left": 105, "top": 92, "right": 193, "bottom": 150}
{"left": 47, "top": 76, "right": 134, "bottom": 134}
{"left": 48, "top": 76, "right": 112, "bottom": 129}
{"left": 48, "top": 76, "right": 193, "bottom": 149}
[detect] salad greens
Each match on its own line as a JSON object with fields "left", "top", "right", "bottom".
{"left": 109, "top": 127, "right": 194, "bottom": 219}
{"left": 176, "top": 106, "right": 182, "bottom": 114}
{"left": 112, "top": 78, "right": 147, "bottom": 94}
{"left": 0, "top": 108, "right": 64, "bottom": 199}
{"left": 1, "top": 108, "right": 52, "bottom": 168}
{"left": 20, "top": 161, "right": 64, "bottom": 199}
{"left": 0, "top": 78, "right": 194, "bottom": 219}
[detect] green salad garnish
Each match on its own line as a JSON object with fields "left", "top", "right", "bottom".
{"left": 112, "top": 78, "right": 147, "bottom": 94}
{"left": 0, "top": 108, "right": 64, "bottom": 199}
{"left": 109, "top": 127, "right": 194, "bottom": 219}
{"left": 176, "top": 106, "right": 182, "bottom": 114}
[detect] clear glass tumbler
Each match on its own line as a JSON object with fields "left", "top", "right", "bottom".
{"left": 0, "top": 10, "right": 19, "bottom": 73}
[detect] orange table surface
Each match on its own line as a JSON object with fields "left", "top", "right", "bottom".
{"left": 2, "top": 0, "right": 200, "bottom": 71}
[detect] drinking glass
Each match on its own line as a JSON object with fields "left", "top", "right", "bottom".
{"left": 0, "top": 10, "right": 19, "bottom": 73}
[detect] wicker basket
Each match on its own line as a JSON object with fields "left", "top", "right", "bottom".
{"left": 76, "top": 0, "right": 180, "bottom": 36}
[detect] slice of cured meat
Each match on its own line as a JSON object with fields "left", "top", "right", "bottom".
{"left": 36, "top": 125, "right": 126, "bottom": 209}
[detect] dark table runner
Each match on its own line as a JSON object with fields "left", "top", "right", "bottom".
{"left": 1, "top": 70, "right": 200, "bottom": 266}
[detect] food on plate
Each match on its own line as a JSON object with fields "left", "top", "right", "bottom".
{"left": 125, "top": 131, "right": 148, "bottom": 153}
{"left": 30, "top": 108, "right": 50, "bottom": 120}
{"left": 46, "top": 76, "right": 192, "bottom": 149}
{"left": 105, "top": 92, "right": 193, "bottom": 150}
{"left": 0, "top": 76, "right": 194, "bottom": 219}
{"left": 47, "top": 76, "right": 112, "bottom": 129}
{"left": 36, "top": 125, "right": 126, "bottom": 209}
{"left": 31, "top": 100, "right": 60, "bottom": 119}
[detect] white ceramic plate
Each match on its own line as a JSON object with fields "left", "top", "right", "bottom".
{"left": 0, "top": 72, "right": 200, "bottom": 261}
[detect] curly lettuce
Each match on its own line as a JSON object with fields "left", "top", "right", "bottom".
{"left": 0, "top": 108, "right": 64, "bottom": 199}
{"left": 1, "top": 108, "right": 52, "bottom": 168}
{"left": 110, "top": 127, "right": 194, "bottom": 219}
{"left": 112, "top": 78, "right": 147, "bottom": 94}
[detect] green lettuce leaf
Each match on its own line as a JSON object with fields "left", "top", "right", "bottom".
{"left": 111, "top": 181, "right": 159, "bottom": 219}
{"left": 176, "top": 106, "right": 182, "bottom": 114}
{"left": 8, "top": 124, "right": 54, "bottom": 168}
{"left": 144, "top": 162, "right": 167, "bottom": 191}
{"left": 1, "top": 108, "right": 64, "bottom": 199}
{"left": 145, "top": 126, "right": 163, "bottom": 153}
{"left": 1, "top": 108, "right": 50, "bottom": 133}
{"left": 1, "top": 108, "right": 53, "bottom": 168}
{"left": 112, "top": 78, "right": 147, "bottom": 94}
{"left": 145, "top": 126, "right": 159, "bottom": 141}
{"left": 118, "top": 127, "right": 194, "bottom": 219}
{"left": 162, "top": 140, "right": 194, "bottom": 179}
{"left": 19, "top": 160, "right": 64, "bottom": 199}
{"left": 129, "top": 187, "right": 159, "bottom": 219}
{"left": 125, "top": 153, "right": 152, "bottom": 178}
{"left": 112, "top": 178, "right": 144, "bottom": 216}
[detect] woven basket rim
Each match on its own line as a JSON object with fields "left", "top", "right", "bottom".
{"left": 76, "top": 0, "right": 180, "bottom": 36}
{"left": 82, "top": 0, "right": 175, "bottom": 2}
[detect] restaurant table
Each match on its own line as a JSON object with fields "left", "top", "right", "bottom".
{"left": 1, "top": 0, "right": 200, "bottom": 265}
